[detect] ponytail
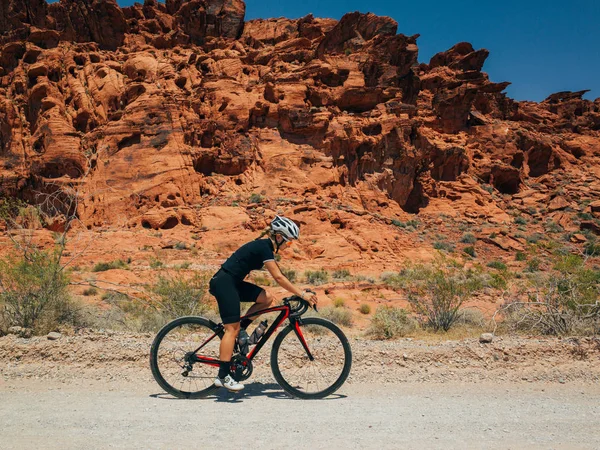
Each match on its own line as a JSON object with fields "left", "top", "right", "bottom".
{"left": 255, "top": 227, "right": 271, "bottom": 240}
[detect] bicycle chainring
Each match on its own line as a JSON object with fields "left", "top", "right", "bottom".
{"left": 231, "top": 354, "right": 253, "bottom": 381}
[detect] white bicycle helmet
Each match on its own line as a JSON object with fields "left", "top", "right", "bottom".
{"left": 270, "top": 215, "right": 300, "bottom": 241}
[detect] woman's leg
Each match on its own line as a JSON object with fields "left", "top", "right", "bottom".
{"left": 243, "top": 290, "right": 274, "bottom": 319}
{"left": 219, "top": 322, "right": 240, "bottom": 362}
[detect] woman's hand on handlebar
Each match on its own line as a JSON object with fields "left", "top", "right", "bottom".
{"left": 302, "top": 291, "right": 318, "bottom": 309}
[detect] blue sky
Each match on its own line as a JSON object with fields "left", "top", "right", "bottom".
{"left": 47, "top": 0, "right": 599, "bottom": 102}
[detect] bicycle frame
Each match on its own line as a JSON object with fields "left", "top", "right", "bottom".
{"left": 189, "top": 303, "right": 314, "bottom": 367}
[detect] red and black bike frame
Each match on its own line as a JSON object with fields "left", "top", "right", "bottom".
{"left": 190, "top": 303, "right": 314, "bottom": 367}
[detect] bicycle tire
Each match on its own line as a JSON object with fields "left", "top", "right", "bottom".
{"left": 150, "top": 316, "right": 222, "bottom": 399}
{"left": 270, "top": 317, "right": 352, "bottom": 399}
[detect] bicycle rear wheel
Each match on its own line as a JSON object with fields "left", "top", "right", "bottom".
{"left": 271, "top": 317, "right": 352, "bottom": 399}
{"left": 150, "top": 316, "right": 222, "bottom": 399}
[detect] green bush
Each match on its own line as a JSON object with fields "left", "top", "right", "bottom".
{"left": 281, "top": 268, "right": 297, "bottom": 282}
{"left": 96, "top": 292, "right": 165, "bottom": 333}
{"left": 368, "top": 306, "right": 416, "bottom": 339}
{"left": 577, "top": 212, "right": 593, "bottom": 221}
{"left": 514, "top": 216, "right": 527, "bottom": 225}
{"left": 463, "top": 246, "right": 476, "bottom": 258}
{"left": 249, "top": 193, "right": 263, "bottom": 204}
{"left": 82, "top": 287, "right": 98, "bottom": 296}
{"left": 92, "top": 259, "right": 129, "bottom": 272}
{"left": 252, "top": 273, "right": 271, "bottom": 286}
{"left": 153, "top": 272, "right": 211, "bottom": 318}
{"left": 332, "top": 269, "right": 351, "bottom": 280}
{"left": 433, "top": 241, "right": 455, "bottom": 252}
{"left": 455, "top": 308, "right": 486, "bottom": 328}
{"left": 526, "top": 233, "right": 545, "bottom": 244}
{"left": 0, "top": 251, "right": 82, "bottom": 334}
{"left": 320, "top": 306, "right": 353, "bottom": 327}
{"left": 526, "top": 257, "right": 540, "bottom": 272}
{"left": 487, "top": 261, "right": 507, "bottom": 271}
{"left": 403, "top": 262, "right": 484, "bottom": 331}
{"left": 584, "top": 242, "right": 600, "bottom": 257}
{"left": 150, "top": 257, "right": 163, "bottom": 269}
{"left": 502, "top": 254, "right": 600, "bottom": 335}
{"left": 516, "top": 251, "right": 527, "bottom": 261}
{"left": 544, "top": 220, "right": 563, "bottom": 234}
{"left": 392, "top": 219, "right": 419, "bottom": 229}
{"left": 333, "top": 297, "right": 345, "bottom": 308}
{"left": 460, "top": 233, "right": 477, "bottom": 244}
{"left": 305, "top": 269, "right": 329, "bottom": 285}
{"left": 354, "top": 275, "right": 376, "bottom": 284}
{"left": 359, "top": 303, "right": 371, "bottom": 315}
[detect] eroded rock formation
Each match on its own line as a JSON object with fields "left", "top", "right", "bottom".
{"left": 1, "top": 0, "right": 599, "bottom": 263}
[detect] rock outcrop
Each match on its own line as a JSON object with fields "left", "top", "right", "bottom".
{"left": 1, "top": 0, "right": 599, "bottom": 265}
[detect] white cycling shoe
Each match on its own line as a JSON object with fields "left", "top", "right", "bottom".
{"left": 214, "top": 375, "right": 245, "bottom": 392}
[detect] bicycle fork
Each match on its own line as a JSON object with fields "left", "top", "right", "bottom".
{"left": 292, "top": 319, "right": 315, "bottom": 361}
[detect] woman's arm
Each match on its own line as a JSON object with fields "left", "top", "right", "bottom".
{"left": 264, "top": 261, "right": 318, "bottom": 306}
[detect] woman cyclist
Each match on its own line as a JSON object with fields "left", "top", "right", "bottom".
{"left": 209, "top": 215, "right": 318, "bottom": 392}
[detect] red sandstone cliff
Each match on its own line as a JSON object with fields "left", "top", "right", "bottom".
{"left": 1, "top": 0, "right": 599, "bottom": 265}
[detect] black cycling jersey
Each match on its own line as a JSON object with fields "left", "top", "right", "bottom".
{"left": 220, "top": 238, "right": 275, "bottom": 281}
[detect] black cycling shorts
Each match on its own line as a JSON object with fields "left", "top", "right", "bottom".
{"left": 208, "top": 269, "right": 264, "bottom": 324}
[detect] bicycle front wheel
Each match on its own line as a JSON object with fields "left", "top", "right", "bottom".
{"left": 150, "top": 316, "right": 222, "bottom": 399}
{"left": 271, "top": 317, "right": 352, "bottom": 399}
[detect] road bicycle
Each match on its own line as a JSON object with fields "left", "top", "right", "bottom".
{"left": 150, "top": 293, "right": 352, "bottom": 399}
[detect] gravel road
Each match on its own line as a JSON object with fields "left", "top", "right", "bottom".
{"left": 1, "top": 379, "right": 599, "bottom": 449}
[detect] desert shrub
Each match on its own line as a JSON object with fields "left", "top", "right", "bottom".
{"left": 150, "top": 257, "right": 163, "bottom": 269}
{"left": 332, "top": 269, "right": 351, "bottom": 280}
{"left": 281, "top": 268, "right": 297, "bottom": 282}
{"left": 92, "top": 259, "right": 128, "bottom": 272}
{"left": 433, "top": 241, "right": 455, "bottom": 252}
{"left": 455, "top": 308, "right": 486, "bottom": 328}
{"left": 463, "top": 246, "right": 476, "bottom": 257}
{"left": 249, "top": 193, "right": 263, "bottom": 203}
{"left": 487, "top": 261, "right": 507, "bottom": 271}
{"left": 544, "top": 220, "right": 563, "bottom": 234}
{"left": 359, "top": 303, "right": 371, "bottom": 314}
{"left": 176, "top": 262, "right": 191, "bottom": 270}
{"left": 153, "top": 272, "right": 211, "bottom": 319}
{"left": 368, "top": 306, "right": 416, "bottom": 339}
{"left": 584, "top": 242, "right": 600, "bottom": 257}
{"left": 577, "top": 212, "right": 593, "bottom": 221}
{"left": 82, "top": 287, "right": 98, "bottom": 296}
{"left": 526, "top": 257, "right": 540, "bottom": 272}
{"left": 391, "top": 219, "right": 419, "bottom": 230}
{"left": 514, "top": 216, "right": 527, "bottom": 225}
{"left": 354, "top": 274, "right": 376, "bottom": 284}
{"left": 320, "top": 306, "right": 353, "bottom": 327}
{"left": 333, "top": 297, "right": 345, "bottom": 308}
{"left": 526, "top": 233, "right": 544, "bottom": 244}
{"left": 460, "top": 233, "right": 477, "bottom": 244}
{"left": 403, "top": 261, "right": 484, "bottom": 331}
{"left": 305, "top": 269, "right": 329, "bottom": 285}
{"left": 174, "top": 242, "right": 188, "bottom": 250}
{"left": 501, "top": 254, "right": 600, "bottom": 335}
{"left": 95, "top": 292, "right": 164, "bottom": 333}
{"left": 516, "top": 251, "right": 527, "bottom": 261}
{"left": 487, "top": 271, "right": 509, "bottom": 290}
{"left": 252, "top": 273, "right": 271, "bottom": 286}
{"left": 0, "top": 251, "right": 82, "bottom": 334}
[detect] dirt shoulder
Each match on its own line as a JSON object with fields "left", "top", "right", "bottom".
{"left": 1, "top": 331, "right": 599, "bottom": 385}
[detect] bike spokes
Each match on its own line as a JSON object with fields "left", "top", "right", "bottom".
{"left": 151, "top": 318, "right": 221, "bottom": 398}
{"left": 271, "top": 318, "right": 351, "bottom": 399}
